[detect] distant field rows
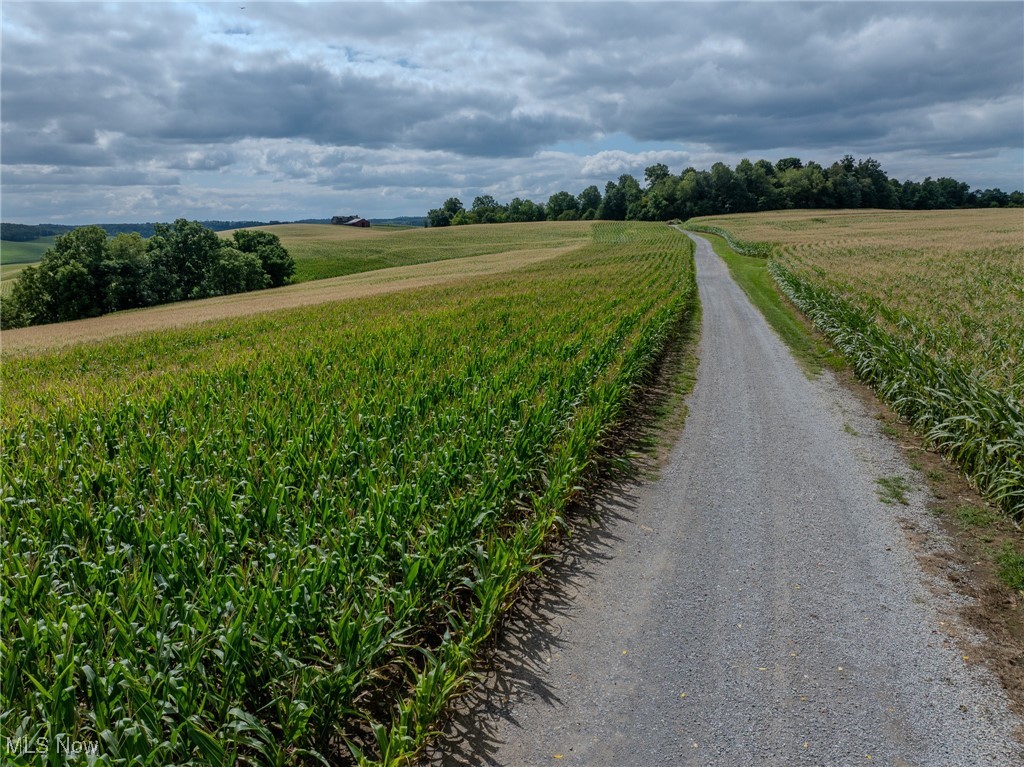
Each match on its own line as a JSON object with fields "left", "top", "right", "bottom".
{"left": 0, "top": 222, "right": 590, "bottom": 307}
{"left": 220, "top": 221, "right": 596, "bottom": 283}
{"left": 1, "top": 244, "right": 573, "bottom": 353}
{"left": 1, "top": 222, "right": 697, "bottom": 766}
{"left": 0, "top": 236, "right": 56, "bottom": 265}
{"left": 1, "top": 237, "right": 57, "bottom": 282}
{"left": 689, "top": 209, "right": 1023, "bottom": 518}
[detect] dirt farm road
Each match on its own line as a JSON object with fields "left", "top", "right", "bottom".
{"left": 426, "top": 230, "right": 1022, "bottom": 766}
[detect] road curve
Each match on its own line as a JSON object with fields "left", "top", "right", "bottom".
{"left": 427, "top": 230, "right": 1021, "bottom": 766}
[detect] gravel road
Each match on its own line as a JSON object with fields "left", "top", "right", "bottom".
{"left": 427, "top": 230, "right": 1022, "bottom": 766}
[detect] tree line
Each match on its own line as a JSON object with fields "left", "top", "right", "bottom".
{"left": 426, "top": 155, "right": 1023, "bottom": 226}
{"left": 0, "top": 220, "right": 282, "bottom": 242}
{"left": 2, "top": 220, "right": 295, "bottom": 329}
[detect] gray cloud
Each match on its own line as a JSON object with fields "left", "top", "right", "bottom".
{"left": 2, "top": 1, "right": 1020, "bottom": 222}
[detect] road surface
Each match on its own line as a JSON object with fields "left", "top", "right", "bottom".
{"left": 426, "top": 230, "right": 1021, "bottom": 766}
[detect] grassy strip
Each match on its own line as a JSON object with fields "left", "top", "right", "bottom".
{"left": 682, "top": 222, "right": 773, "bottom": 257}
{"left": 771, "top": 262, "right": 1024, "bottom": 521}
{"left": 684, "top": 229, "right": 839, "bottom": 375}
{"left": 2, "top": 223, "right": 696, "bottom": 766}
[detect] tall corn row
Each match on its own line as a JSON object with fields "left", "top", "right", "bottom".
{"left": 770, "top": 262, "right": 1024, "bottom": 520}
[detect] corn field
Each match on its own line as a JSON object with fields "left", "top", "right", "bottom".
{"left": 1, "top": 222, "right": 696, "bottom": 766}
{"left": 689, "top": 209, "right": 1024, "bottom": 520}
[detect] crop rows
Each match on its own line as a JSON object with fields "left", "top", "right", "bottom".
{"left": 771, "top": 262, "right": 1023, "bottom": 518}
{"left": 268, "top": 221, "right": 594, "bottom": 283}
{"left": 1, "top": 222, "right": 696, "bottom": 765}
{"left": 689, "top": 209, "right": 1023, "bottom": 519}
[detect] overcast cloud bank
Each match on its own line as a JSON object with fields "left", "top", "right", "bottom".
{"left": 2, "top": 1, "right": 1021, "bottom": 223}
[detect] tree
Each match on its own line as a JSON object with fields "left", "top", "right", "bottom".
{"left": 471, "top": 195, "right": 505, "bottom": 223}
{"left": 597, "top": 180, "right": 626, "bottom": 220}
{"left": 426, "top": 208, "right": 451, "bottom": 227}
{"left": 974, "top": 188, "right": 1010, "bottom": 207}
{"left": 2, "top": 266, "right": 46, "bottom": 328}
{"left": 151, "top": 218, "right": 222, "bottom": 299}
{"left": 776, "top": 157, "right": 803, "bottom": 173}
{"left": 854, "top": 157, "right": 896, "bottom": 208}
{"left": 935, "top": 177, "right": 971, "bottom": 208}
{"left": 780, "top": 164, "right": 828, "bottom": 208}
{"left": 204, "top": 247, "right": 269, "bottom": 296}
{"left": 442, "top": 197, "right": 465, "bottom": 217}
{"left": 676, "top": 169, "right": 714, "bottom": 218}
{"left": 48, "top": 261, "right": 97, "bottom": 321}
{"left": 736, "top": 158, "right": 779, "bottom": 211}
{"left": 618, "top": 174, "right": 643, "bottom": 208}
{"left": 13, "top": 225, "right": 110, "bottom": 323}
{"left": 145, "top": 234, "right": 182, "bottom": 303}
{"left": 1, "top": 219, "right": 295, "bottom": 329}
{"left": 644, "top": 163, "right": 671, "bottom": 187}
{"left": 709, "top": 162, "right": 748, "bottom": 213}
{"left": 424, "top": 153, "right": 1018, "bottom": 225}
{"left": 102, "top": 232, "right": 152, "bottom": 312}
{"left": 577, "top": 185, "right": 602, "bottom": 219}
{"left": 545, "top": 190, "right": 579, "bottom": 221}
{"left": 828, "top": 162, "right": 863, "bottom": 208}
{"left": 632, "top": 190, "right": 670, "bottom": 221}
{"left": 507, "top": 197, "right": 545, "bottom": 222}
{"left": 232, "top": 229, "right": 294, "bottom": 287}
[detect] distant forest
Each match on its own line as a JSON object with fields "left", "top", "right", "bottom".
{"left": 0, "top": 217, "right": 426, "bottom": 242}
{"left": 0, "top": 220, "right": 279, "bottom": 242}
{"left": 426, "top": 155, "right": 1023, "bottom": 226}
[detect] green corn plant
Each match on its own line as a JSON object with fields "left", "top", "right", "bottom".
{"left": 2, "top": 222, "right": 697, "bottom": 765}
{"left": 771, "top": 261, "right": 1023, "bottom": 521}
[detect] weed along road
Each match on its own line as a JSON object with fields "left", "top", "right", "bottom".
{"left": 428, "top": 230, "right": 1022, "bottom": 766}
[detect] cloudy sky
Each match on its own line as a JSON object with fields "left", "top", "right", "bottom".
{"left": 2, "top": 1, "right": 1022, "bottom": 223}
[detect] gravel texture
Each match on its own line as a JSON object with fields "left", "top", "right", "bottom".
{"left": 426, "top": 231, "right": 1022, "bottom": 766}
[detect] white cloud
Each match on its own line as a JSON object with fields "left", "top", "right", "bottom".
{"left": 1, "top": 1, "right": 1021, "bottom": 222}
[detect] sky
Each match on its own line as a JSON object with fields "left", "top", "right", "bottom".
{"left": 2, "top": 1, "right": 1022, "bottom": 224}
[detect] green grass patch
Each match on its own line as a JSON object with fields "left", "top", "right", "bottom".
{"left": 996, "top": 544, "right": 1024, "bottom": 591}
{"left": 876, "top": 475, "right": 912, "bottom": 505}
{"left": 685, "top": 230, "right": 840, "bottom": 375}
{"left": 953, "top": 504, "right": 1001, "bottom": 529}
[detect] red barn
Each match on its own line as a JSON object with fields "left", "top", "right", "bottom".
{"left": 331, "top": 215, "right": 371, "bottom": 227}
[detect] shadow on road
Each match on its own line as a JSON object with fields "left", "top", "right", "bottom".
{"left": 419, "top": 482, "right": 639, "bottom": 766}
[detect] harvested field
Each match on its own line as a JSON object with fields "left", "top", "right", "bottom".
{"left": 1, "top": 245, "right": 571, "bottom": 353}
{"left": 230, "top": 221, "right": 594, "bottom": 282}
